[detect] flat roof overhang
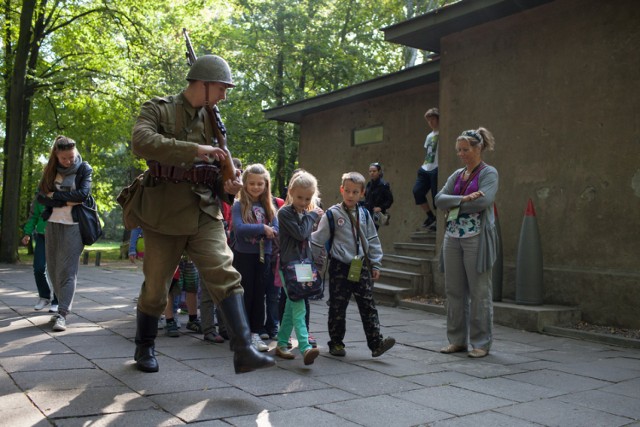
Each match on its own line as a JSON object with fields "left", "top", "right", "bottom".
{"left": 263, "top": 60, "right": 439, "bottom": 124}
{"left": 383, "top": 0, "right": 554, "bottom": 52}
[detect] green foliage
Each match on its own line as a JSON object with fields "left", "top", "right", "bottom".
{"left": 3, "top": 0, "right": 452, "bottom": 244}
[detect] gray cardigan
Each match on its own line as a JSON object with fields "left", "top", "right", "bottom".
{"left": 435, "top": 165, "right": 499, "bottom": 273}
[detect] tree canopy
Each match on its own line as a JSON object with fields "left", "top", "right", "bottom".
{"left": 0, "top": 0, "right": 452, "bottom": 262}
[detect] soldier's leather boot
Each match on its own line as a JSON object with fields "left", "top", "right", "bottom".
{"left": 219, "top": 293, "right": 276, "bottom": 374}
{"left": 134, "top": 310, "right": 159, "bottom": 372}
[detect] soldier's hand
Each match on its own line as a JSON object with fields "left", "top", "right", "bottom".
{"left": 197, "top": 146, "right": 226, "bottom": 163}
{"left": 224, "top": 176, "right": 243, "bottom": 195}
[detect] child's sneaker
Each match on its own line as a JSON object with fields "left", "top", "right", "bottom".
{"left": 329, "top": 343, "right": 346, "bottom": 357}
{"left": 303, "top": 348, "right": 320, "bottom": 365}
{"left": 251, "top": 333, "right": 269, "bottom": 352}
{"left": 204, "top": 331, "right": 225, "bottom": 343}
{"left": 275, "top": 346, "right": 295, "bottom": 360}
{"left": 372, "top": 337, "right": 395, "bottom": 357}
{"left": 308, "top": 333, "right": 317, "bottom": 348}
{"left": 165, "top": 320, "right": 180, "bottom": 337}
{"left": 259, "top": 331, "right": 270, "bottom": 340}
{"left": 287, "top": 337, "right": 293, "bottom": 349}
{"left": 186, "top": 319, "right": 202, "bottom": 333}
{"left": 49, "top": 304, "right": 58, "bottom": 313}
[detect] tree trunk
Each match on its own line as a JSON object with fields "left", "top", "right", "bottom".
{"left": 0, "top": 0, "right": 37, "bottom": 263}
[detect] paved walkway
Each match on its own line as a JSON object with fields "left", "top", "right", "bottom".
{"left": 1, "top": 262, "right": 639, "bottom": 426}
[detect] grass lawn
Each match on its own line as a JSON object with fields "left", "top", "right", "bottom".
{"left": 18, "top": 240, "right": 127, "bottom": 264}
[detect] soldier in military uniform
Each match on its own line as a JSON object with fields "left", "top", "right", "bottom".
{"left": 129, "top": 55, "right": 275, "bottom": 374}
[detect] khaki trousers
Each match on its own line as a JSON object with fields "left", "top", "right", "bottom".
{"left": 443, "top": 234, "right": 493, "bottom": 351}
{"left": 137, "top": 213, "right": 242, "bottom": 316}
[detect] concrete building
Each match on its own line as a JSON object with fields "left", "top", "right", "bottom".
{"left": 264, "top": 0, "right": 640, "bottom": 329}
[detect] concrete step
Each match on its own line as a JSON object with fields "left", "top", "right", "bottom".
{"left": 398, "top": 299, "right": 582, "bottom": 333}
{"left": 384, "top": 254, "right": 431, "bottom": 275}
{"left": 378, "top": 267, "right": 422, "bottom": 292}
{"left": 393, "top": 242, "right": 437, "bottom": 258}
{"left": 373, "top": 282, "right": 413, "bottom": 307}
{"left": 409, "top": 231, "right": 437, "bottom": 243}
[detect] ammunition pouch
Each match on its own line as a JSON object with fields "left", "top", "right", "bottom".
{"left": 147, "top": 160, "right": 219, "bottom": 188}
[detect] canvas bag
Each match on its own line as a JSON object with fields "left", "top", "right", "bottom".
{"left": 116, "top": 173, "right": 145, "bottom": 230}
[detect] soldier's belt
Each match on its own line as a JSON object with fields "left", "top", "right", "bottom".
{"left": 147, "top": 160, "right": 220, "bottom": 187}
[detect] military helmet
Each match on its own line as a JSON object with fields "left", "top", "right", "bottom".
{"left": 186, "top": 54, "right": 235, "bottom": 87}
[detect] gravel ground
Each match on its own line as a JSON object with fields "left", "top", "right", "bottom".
{"left": 404, "top": 296, "right": 640, "bottom": 341}
{"left": 570, "top": 321, "right": 640, "bottom": 340}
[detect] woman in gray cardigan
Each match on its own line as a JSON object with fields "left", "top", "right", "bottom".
{"left": 435, "top": 128, "right": 498, "bottom": 358}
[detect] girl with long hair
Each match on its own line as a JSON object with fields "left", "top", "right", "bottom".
{"left": 37, "top": 135, "right": 94, "bottom": 332}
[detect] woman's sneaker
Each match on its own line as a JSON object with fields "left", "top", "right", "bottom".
{"left": 52, "top": 314, "right": 66, "bottom": 332}
{"left": 34, "top": 298, "right": 50, "bottom": 311}
{"left": 251, "top": 333, "right": 269, "bottom": 352}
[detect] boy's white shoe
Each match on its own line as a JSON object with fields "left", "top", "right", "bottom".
{"left": 34, "top": 298, "right": 50, "bottom": 311}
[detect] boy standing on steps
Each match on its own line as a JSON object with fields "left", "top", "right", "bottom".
{"left": 413, "top": 107, "right": 439, "bottom": 230}
{"left": 310, "top": 172, "right": 395, "bottom": 358}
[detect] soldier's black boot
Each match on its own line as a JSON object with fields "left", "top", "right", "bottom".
{"left": 134, "top": 310, "right": 159, "bottom": 373}
{"left": 219, "top": 294, "right": 276, "bottom": 374}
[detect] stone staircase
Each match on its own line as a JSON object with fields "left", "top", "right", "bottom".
{"left": 374, "top": 230, "right": 437, "bottom": 306}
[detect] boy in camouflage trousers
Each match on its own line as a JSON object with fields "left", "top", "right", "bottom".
{"left": 310, "top": 172, "right": 395, "bottom": 358}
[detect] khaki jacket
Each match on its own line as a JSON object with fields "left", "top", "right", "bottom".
{"left": 131, "top": 92, "right": 230, "bottom": 235}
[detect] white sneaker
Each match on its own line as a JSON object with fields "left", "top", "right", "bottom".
{"left": 49, "top": 304, "right": 59, "bottom": 313}
{"left": 52, "top": 314, "right": 66, "bottom": 331}
{"left": 251, "top": 333, "right": 269, "bottom": 352}
{"left": 34, "top": 298, "right": 50, "bottom": 311}
{"left": 157, "top": 315, "right": 166, "bottom": 329}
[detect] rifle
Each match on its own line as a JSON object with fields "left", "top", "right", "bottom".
{"left": 183, "top": 28, "right": 237, "bottom": 183}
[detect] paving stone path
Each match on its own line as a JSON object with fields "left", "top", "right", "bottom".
{"left": 1, "top": 263, "right": 639, "bottom": 426}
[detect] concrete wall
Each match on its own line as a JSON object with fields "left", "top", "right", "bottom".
{"left": 298, "top": 83, "right": 440, "bottom": 252}
{"left": 296, "top": 0, "right": 640, "bottom": 329}
{"left": 438, "top": 0, "right": 640, "bottom": 328}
